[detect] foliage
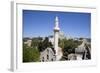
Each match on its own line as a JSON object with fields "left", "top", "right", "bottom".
{"left": 59, "top": 38, "right": 82, "bottom": 60}
{"left": 23, "top": 37, "right": 30, "bottom": 42}
{"left": 31, "top": 37, "right": 43, "bottom": 48}
{"left": 38, "top": 37, "right": 53, "bottom": 51}
{"left": 23, "top": 44, "right": 40, "bottom": 62}
{"left": 23, "top": 37, "right": 53, "bottom": 62}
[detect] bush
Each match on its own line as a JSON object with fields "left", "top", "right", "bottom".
{"left": 23, "top": 44, "right": 40, "bottom": 62}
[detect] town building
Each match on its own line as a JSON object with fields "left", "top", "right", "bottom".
{"left": 24, "top": 39, "right": 32, "bottom": 47}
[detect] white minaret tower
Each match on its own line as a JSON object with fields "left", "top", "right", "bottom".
{"left": 54, "top": 16, "right": 60, "bottom": 60}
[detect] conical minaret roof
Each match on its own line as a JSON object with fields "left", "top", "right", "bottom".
{"left": 54, "top": 16, "right": 60, "bottom": 31}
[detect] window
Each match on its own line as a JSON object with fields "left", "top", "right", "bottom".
{"left": 42, "top": 57, "right": 44, "bottom": 62}
{"left": 47, "top": 55, "right": 49, "bottom": 60}
{"left": 51, "top": 58, "right": 53, "bottom": 61}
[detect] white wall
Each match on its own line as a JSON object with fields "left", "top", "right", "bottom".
{"left": 0, "top": 0, "right": 100, "bottom": 73}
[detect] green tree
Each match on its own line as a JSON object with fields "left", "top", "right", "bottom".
{"left": 59, "top": 39, "right": 65, "bottom": 49}
{"left": 59, "top": 39, "right": 82, "bottom": 60}
{"left": 38, "top": 37, "right": 53, "bottom": 51}
{"left": 23, "top": 44, "right": 40, "bottom": 62}
{"left": 31, "top": 37, "right": 43, "bottom": 49}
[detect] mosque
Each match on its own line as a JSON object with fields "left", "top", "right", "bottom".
{"left": 40, "top": 16, "right": 63, "bottom": 61}
{"left": 40, "top": 16, "right": 91, "bottom": 62}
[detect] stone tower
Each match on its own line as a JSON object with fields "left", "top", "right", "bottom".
{"left": 54, "top": 16, "right": 60, "bottom": 60}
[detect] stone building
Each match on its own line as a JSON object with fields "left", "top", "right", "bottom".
{"left": 40, "top": 48, "right": 56, "bottom": 62}
{"left": 67, "top": 39, "right": 91, "bottom": 60}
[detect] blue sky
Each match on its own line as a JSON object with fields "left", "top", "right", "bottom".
{"left": 23, "top": 10, "right": 91, "bottom": 38}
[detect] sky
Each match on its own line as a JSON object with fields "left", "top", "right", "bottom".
{"left": 23, "top": 10, "right": 91, "bottom": 38}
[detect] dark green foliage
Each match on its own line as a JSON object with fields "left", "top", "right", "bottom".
{"left": 23, "top": 44, "right": 40, "bottom": 62}
{"left": 38, "top": 37, "right": 53, "bottom": 52}
{"left": 23, "top": 37, "right": 30, "bottom": 42}
{"left": 43, "top": 37, "right": 53, "bottom": 48}
{"left": 59, "top": 38, "right": 82, "bottom": 60}
{"left": 23, "top": 37, "right": 53, "bottom": 62}
{"left": 31, "top": 37, "right": 43, "bottom": 48}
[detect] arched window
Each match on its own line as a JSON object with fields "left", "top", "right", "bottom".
{"left": 42, "top": 57, "right": 44, "bottom": 62}
{"left": 47, "top": 55, "right": 49, "bottom": 60}
{"left": 51, "top": 58, "right": 53, "bottom": 61}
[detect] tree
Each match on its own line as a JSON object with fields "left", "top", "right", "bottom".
{"left": 23, "top": 44, "right": 40, "bottom": 62}
{"left": 59, "top": 39, "right": 82, "bottom": 60}
{"left": 79, "top": 37, "right": 83, "bottom": 40}
{"left": 38, "top": 37, "right": 53, "bottom": 51}
{"left": 31, "top": 37, "right": 43, "bottom": 49}
{"left": 23, "top": 37, "right": 30, "bottom": 42}
{"left": 59, "top": 39, "right": 65, "bottom": 49}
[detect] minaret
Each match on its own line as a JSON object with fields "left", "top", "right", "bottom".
{"left": 54, "top": 16, "right": 60, "bottom": 60}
